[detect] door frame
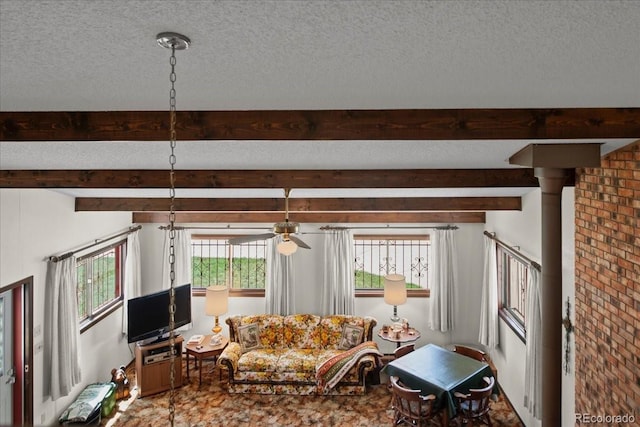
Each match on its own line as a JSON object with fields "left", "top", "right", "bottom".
{"left": 0, "top": 276, "right": 33, "bottom": 426}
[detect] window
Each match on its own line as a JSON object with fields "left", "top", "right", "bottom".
{"left": 353, "top": 235, "right": 430, "bottom": 296}
{"left": 191, "top": 235, "right": 266, "bottom": 295}
{"left": 77, "top": 240, "right": 126, "bottom": 327}
{"left": 496, "top": 243, "right": 536, "bottom": 340}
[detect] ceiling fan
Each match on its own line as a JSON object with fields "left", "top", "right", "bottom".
{"left": 228, "top": 189, "right": 311, "bottom": 255}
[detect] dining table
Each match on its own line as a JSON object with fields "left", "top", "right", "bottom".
{"left": 382, "top": 343, "right": 495, "bottom": 426}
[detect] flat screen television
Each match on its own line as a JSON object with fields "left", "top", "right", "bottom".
{"left": 127, "top": 283, "right": 192, "bottom": 344}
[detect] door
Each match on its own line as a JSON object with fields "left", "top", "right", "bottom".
{"left": 0, "top": 289, "right": 14, "bottom": 425}
{"left": 0, "top": 276, "right": 33, "bottom": 426}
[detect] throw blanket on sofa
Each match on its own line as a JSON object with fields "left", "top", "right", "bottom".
{"left": 316, "top": 341, "right": 382, "bottom": 393}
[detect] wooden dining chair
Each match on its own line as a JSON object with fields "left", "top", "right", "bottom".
{"left": 394, "top": 343, "right": 415, "bottom": 358}
{"left": 453, "top": 345, "right": 487, "bottom": 362}
{"left": 453, "top": 345, "right": 498, "bottom": 383}
{"left": 389, "top": 375, "right": 441, "bottom": 426}
{"left": 453, "top": 376, "right": 495, "bottom": 426}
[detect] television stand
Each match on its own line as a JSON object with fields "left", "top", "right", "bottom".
{"left": 135, "top": 336, "right": 183, "bottom": 397}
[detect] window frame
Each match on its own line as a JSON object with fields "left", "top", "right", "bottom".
{"left": 496, "top": 242, "right": 537, "bottom": 343}
{"left": 353, "top": 234, "right": 430, "bottom": 298}
{"left": 77, "top": 239, "right": 126, "bottom": 333}
{"left": 190, "top": 234, "right": 266, "bottom": 297}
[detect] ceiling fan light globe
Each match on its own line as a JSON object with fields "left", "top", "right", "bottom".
{"left": 277, "top": 240, "right": 298, "bottom": 255}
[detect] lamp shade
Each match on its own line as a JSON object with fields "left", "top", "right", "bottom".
{"left": 205, "top": 285, "right": 229, "bottom": 316}
{"left": 277, "top": 239, "right": 298, "bottom": 255}
{"left": 384, "top": 274, "right": 407, "bottom": 305}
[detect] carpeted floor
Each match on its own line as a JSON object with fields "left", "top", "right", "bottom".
{"left": 102, "top": 360, "right": 523, "bottom": 426}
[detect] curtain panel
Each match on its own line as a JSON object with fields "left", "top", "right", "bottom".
{"left": 122, "top": 230, "right": 142, "bottom": 334}
{"left": 478, "top": 234, "right": 499, "bottom": 348}
{"left": 321, "top": 229, "right": 355, "bottom": 315}
{"left": 44, "top": 257, "right": 82, "bottom": 399}
{"left": 524, "top": 268, "right": 542, "bottom": 419}
{"left": 265, "top": 236, "right": 295, "bottom": 315}
{"left": 427, "top": 229, "right": 458, "bottom": 332}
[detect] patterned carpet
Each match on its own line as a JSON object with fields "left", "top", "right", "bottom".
{"left": 102, "top": 361, "right": 523, "bottom": 426}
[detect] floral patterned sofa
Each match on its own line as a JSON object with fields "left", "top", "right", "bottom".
{"left": 217, "top": 314, "right": 380, "bottom": 395}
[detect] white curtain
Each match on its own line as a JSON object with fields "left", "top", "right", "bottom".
{"left": 44, "top": 257, "right": 82, "bottom": 400}
{"left": 122, "top": 230, "right": 142, "bottom": 334}
{"left": 524, "top": 267, "right": 542, "bottom": 419}
{"left": 162, "top": 228, "right": 192, "bottom": 289}
{"left": 478, "top": 234, "right": 499, "bottom": 348}
{"left": 427, "top": 228, "right": 458, "bottom": 332}
{"left": 321, "top": 229, "right": 355, "bottom": 315}
{"left": 265, "top": 236, "right": 295, "bottom": 315}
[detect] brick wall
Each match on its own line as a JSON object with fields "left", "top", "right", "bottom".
{"left": 574, "top": 140, "right": 639, "bottom": 418}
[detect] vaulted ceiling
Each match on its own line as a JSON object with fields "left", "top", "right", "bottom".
{"left": 1, "top": 1, "right": 639, "bottom": 224}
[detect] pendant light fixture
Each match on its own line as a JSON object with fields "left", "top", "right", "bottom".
{"left": 157, "top": 31, "right": 190, "bottom": 427}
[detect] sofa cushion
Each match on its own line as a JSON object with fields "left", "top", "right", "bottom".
{"left": 238, "top": 323, "right": 262, "bottom": 353}
{"left": 240, "top": 314, "right": 283, "bottom": 349}
{"left": 283, "top": 314, "right": 321, "bottom": 348}
{"left": 237, "top": 349, "right": 281, "bottom": 372}
{"left": 319, "top": 315, "right": 366, "bottom": 349}
{"left": 338, "top": 324, "right": 364, "bottom": 350}
{"left": 276, "top": 349, "right": 319, "bottom": 373}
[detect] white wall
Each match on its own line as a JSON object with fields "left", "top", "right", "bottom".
{"left": 138, "top": 223, "right": 486, "bottom": 355}
{"left": 485, "top": 187, "right": 576, "bottom": 427}
{"left": 0, "top": 189, "right": 133, "bottom": 426}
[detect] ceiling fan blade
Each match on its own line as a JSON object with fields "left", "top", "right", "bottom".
{"left": 228, "top": 233, "right": 276, "bottom": 245}
{"left": 289, "top": 235, "right": 311, "bottom": 249}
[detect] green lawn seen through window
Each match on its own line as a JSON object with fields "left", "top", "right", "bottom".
{"left": 192, "top": 257, "right": 265, "bottom": 289}
{"left": 355, "top": 270, "right": 421, "bottom": 289}
{"left": 191, "top": 257, "right": 421, "bottom": 290}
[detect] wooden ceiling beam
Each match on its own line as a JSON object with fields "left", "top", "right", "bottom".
{"left": 132, "top": 211, "right": 486, "bottom": 224}
{"left": 76, "top": 196, "right": 521, "bottom": 212}
{"left": 1, "top": 108, "right": 638, "bottom": 141}
{"left": 1, "top": 168, "right": 548, "bottom": 188}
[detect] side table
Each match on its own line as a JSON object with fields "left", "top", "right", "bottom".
{"left": 184, "top": 335, "right": 229, "bottom": 386}
{"left": 378, "top": 328, "right": 421, "bottom": 349}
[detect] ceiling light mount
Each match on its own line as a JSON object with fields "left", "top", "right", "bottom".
{"left": 156, "top": 32, "right": 191, "bottom": 50}
{"left": 273, "top": 221, "right": 299, "bottom": 235}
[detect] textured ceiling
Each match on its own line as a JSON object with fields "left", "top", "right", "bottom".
{"left": 1, "top": 0, "right": 639, "bottom": 201}
{"left": 2, "top": 0, "right": 639, "bottom": 111}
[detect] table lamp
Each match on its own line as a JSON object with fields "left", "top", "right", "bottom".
{"left": 384, "top": 274, "right": 407, "bottom": 322}
{"left": 205, "top": 285, "right": 229, "bottom": 334}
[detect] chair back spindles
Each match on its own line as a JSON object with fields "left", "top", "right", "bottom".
{"left": 389, "top": 375, "right": 440, "bottom": 426}
{"left": 394, "top": 343, "right": 415, "bottom": 359}
{"left": 453, "top": 345, "right": 486, "bottom": 361}
{"left": 454, "top": 376, "right": 495, "bottom": 426}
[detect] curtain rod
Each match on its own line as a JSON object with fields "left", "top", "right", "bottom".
{"left": 48, "top": 225, "right": 142, "bottom": 262}
{"left": 157, "top": 224, "right": 458, "bottom": 231}
{"left": 319, "top": 225, "right": 458, "bottom": 231}
{"left": 158, "top": 225, "right": 272, "bottom": 231}
{"left": 483, "top": 231, "right": 541, "bottom": 271}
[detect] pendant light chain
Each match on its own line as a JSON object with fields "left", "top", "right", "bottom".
{"left": 167, "top": 42, "right": 178, "bottom": 427}
{"left": 156, "top": 31, "right": 189, "bottom": 427}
